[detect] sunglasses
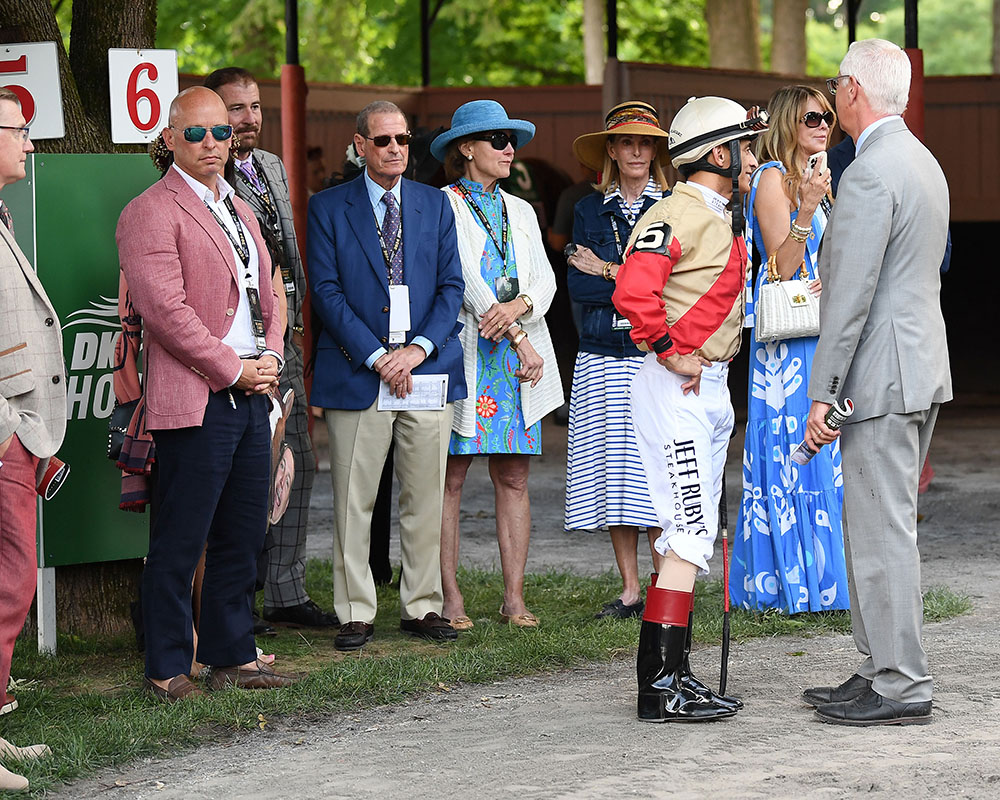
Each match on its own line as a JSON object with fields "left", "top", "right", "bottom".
{"left": 363, "top": 133, "right": 412, "bottom": 147}
{"left": 825, "top": 75, "right": 855, "bottom": 95}
{"left": 0, "top": 125, "right": 30, "bottom": 142}
{"left": 801, "top": 111, "right": 835, "bottom": 128}
{"left": 472, "top": 131, "right": 518, "bottom": 151}
{"left": 172, "top": 124, "right": 234, "bottom": 143}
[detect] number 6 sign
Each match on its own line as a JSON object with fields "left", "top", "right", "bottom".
{"left": 108, "top": 49, "right": 178, "bottom": 144}
{"left": 0, "top": 42, "right": 65, "bottom": 140}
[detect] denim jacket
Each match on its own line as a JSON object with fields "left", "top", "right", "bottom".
{"left": 569, "top": 190, "right": 662, "bottom": 357}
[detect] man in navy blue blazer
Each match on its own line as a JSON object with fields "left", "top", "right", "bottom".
{"left": 308, "top": 100, "right": 466, "bottom": 650}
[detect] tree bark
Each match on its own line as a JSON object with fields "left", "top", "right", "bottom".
{"left": 705, "top": 0, "right": 762, "bottom": 71}
{"left": 771, "top": 0, "right": 808, "bottom": 75}
{"left": 993, "top": 0, "right": 1000, "bottom": 73}
{"left": 583, "top": 0, "right": 604, "bottom": 85}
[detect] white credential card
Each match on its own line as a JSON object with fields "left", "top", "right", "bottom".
{"left": 377, "top": 374, "right": 448, "bottom": 412}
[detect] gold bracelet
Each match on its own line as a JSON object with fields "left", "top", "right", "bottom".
{"left": 511, "top": 330, "right": 528, "bottom": 351}
{"left": 602, "top": 261, "right": 615, "bottom": 281}
{"left": 789, "top": 222, "right": 811, "bottom": 243}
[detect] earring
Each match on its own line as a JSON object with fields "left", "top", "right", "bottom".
{"left": 466, "top": 153, "right": 473, "bottom": 161}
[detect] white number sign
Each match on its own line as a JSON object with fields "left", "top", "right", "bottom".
{"left": 107, "top": 49, "right": 178, "bottom": 144}
{"left": 0, "top": 42, "right": 65, "bottom": 140}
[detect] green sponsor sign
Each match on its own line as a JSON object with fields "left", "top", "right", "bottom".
{"left": 7, "top": 153, "right": 159, "bottom": 567}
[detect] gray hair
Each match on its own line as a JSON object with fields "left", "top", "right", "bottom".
{"left": 839, "top": 38, "right": 911, "bottom": 116}
{"left": 0, "top": 87, "right": 20, "bottom": 108}
{"left": 357, "top": 101, "right": 406, "bottom": 136}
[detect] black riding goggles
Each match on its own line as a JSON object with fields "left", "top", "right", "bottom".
{"left": 472, "top": 131, "right": 518, "bottom": 151}
{"left": 800, "top": 111, "right": 835, "bottom": 128}
{"left": 173, "top": 124, "right": 234, "bottom": 143}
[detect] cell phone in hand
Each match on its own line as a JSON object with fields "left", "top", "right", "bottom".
{"left": 805, "top": 151, "right": 827, "bottom": 180}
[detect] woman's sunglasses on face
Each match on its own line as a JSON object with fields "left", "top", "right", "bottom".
{"left": 172, "top": 124, "right": 234, "bottom": 142}
{"left": 801, "top": 111, "right": 835, "bottom": 128}
{"left": 472, "top": 131, "right": 518, "bottom": 151}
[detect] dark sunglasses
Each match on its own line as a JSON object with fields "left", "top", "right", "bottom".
{"left": 364, "top": 133, "right": 412, "bottom": 147}
{"left": 172, "top": 124, "right": 234, "bottom": 143}
{"left": 801, "top": 111, "right": 835, "bottom": 128}
{"left": 472, "top": 131, "right": 518, "bottom": 150}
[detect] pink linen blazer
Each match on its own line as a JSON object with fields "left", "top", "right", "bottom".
{"left": 115, "top": 167, "right": 282, "bottom": 430}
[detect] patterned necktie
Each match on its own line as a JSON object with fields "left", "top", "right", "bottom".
{"left": 0, "top": 200, "right": 12, "bottom": 235}
{"left": 381, "top": 191, "right": 403, "bottom": 285}
{"left": 237, "top": 160, "right": 264, "bottom": 194}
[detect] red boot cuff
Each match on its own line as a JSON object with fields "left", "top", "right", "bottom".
{"left": 643, "top": 585, "right": 692, "bottom": 626}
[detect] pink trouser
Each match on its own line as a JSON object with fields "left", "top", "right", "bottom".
{"left": 0, "top": 435, "right": 39, "bottom": 707}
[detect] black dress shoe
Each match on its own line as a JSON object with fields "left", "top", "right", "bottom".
{"left": 252, "top": 614, "right": 277, "bottom": 638}
{"left": 595, "top": 598, "right": 644, "bottom": 620}
{"left": 802, "top": 673, "right": 872, "bottom": 707}
{"left": 335, "top": 621, "right": 374, "bottom": 651}
{"left": 814, "top": 687, "right": 932, "bottom": 726}
{"left": 263, "top": 600, "right": 340, "bottom": 628}
{"left": 400, "top": 612, "right": 459, "bottom": 642}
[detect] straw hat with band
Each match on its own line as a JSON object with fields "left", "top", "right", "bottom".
{"left": 572, "top": 101, "right": 671, "bottom": 172}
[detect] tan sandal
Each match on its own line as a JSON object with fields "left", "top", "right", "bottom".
{"left": 499, "top": 607, "right": 539, "bottom": 628}
{"left": 449, "top": 615, "right": 474, "bottom": 631}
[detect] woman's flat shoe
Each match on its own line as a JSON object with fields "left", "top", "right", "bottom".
{"left": 595, "top": 598, "right": 644, "bottom": 619}
{"left": 449, "top": 615, "right": 474, "bottom": 631}
{"left": 499, "top": 607, "right": 539, "bottom": 628}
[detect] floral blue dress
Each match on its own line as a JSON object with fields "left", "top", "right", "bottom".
{"left": 729, "top": 161, "right": 849, "bottom": 614}
{"left": 448, "top": 178, "right": 541, "bottom": 456}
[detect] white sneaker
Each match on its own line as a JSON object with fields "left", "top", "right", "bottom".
{"left": 0, "top": 737, "right": 51, "bottom": 761}
{"left": 0, "top": 762, "right": 28, "bottom": 792}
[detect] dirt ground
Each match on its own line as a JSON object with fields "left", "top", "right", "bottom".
{"left": 61, "top": 397, "right": 1000, "bottom": 799}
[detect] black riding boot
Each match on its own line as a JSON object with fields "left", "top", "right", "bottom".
{"left": 678, "top": 607, "right": 743, "bottom": 711}
{"left": 637, "top": 584, "right": 737, "bottom": 722}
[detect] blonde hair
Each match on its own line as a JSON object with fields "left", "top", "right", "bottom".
{"left": 593, "top": 136, "right": 668, "bottom": 194}
{"left": 756, "top": 85, "right": 835, "bottom": 207}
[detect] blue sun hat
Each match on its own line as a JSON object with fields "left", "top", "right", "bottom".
{"left": 430, "top": 100, "right": 535, "bottom": 162}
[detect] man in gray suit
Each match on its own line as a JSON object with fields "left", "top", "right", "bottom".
{"left": 802, "top": 39, "right": 951, "bottom": 726}
{"left": 205, "top": 68, "right": 336, "bottom": 629}
{"left": 0, "top": 87, "right": 63, "bottom": 790}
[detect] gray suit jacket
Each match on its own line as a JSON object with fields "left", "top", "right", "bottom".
{"left": 808, "top": 118, "right": 952, "bottom": 422}
{"left": 233, "top": 149, "right": 305, "bottom": 353}
{"left": 0, "top": 221, "right": 66, "bottom": 466}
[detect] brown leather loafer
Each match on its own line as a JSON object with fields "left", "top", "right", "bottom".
{"left": 208, "top": 660, "right": 298, "bottom": 691}
{"left": 401, "top": 612, "right": 458, "bottom": 642}
{"left": 335, "top": 621, "right": 374, "bottom": 651}
{"left": 144, "top": 675, "right": 206, "bottom": 703}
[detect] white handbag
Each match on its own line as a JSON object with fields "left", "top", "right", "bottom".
{"left": 753, "top": 254, "right": 820, "bottom": 343}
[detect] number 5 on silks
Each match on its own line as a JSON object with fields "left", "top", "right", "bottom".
{"left": 107, "top": 49, "right": 179, "bottom": 144}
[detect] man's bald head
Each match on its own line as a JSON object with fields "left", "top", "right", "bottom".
{"left": 163, "top": 87, "right": 232, "bottom": 195}
{"left": 168, "top": 86, "right": 228, "bottom": 128}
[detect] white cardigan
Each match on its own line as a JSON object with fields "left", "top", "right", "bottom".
{"left": 443, "top": 187, "right": 564, "bottom": 439}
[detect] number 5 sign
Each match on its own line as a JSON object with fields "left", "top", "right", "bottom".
{"left": 108, "top": 49, "right": 178, "bottom": 144}
{"left": 0, "top": 42, "right": 65, "bottom": 140}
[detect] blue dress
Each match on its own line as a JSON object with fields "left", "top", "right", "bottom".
{"left": 448, "top": 178, "right": 541, "bottom": 456}
{"left": 729, "top": 162, "right": 849, "bottom": 614}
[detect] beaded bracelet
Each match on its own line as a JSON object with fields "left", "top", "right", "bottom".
{"left": 789, "top": 222, "right": 811, "bottom": 243}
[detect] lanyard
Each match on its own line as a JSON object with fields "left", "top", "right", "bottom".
{"left": 205, "top": 195, "right": 251, "bottom": 269}
{"left": 238, "top": 157, "right": 279, "bottom": 227}
{"left": 609, "top": 215, "right": 627, "bottom": 260}
{"left": 455, "top": 182, "right": 509, "bottom": 271}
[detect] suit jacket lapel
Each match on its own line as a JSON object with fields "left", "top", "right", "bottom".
{"left": 0, "top": 222, "right": 58, "bottom": 320}
{"left": 164, "top": 169, "right": 240, "bottom": 284}
{"left": 400, "top": 178, "right": 422, "bottom": 285}
{"left": 345, "top": 176, "right": 390, "bottom": 294}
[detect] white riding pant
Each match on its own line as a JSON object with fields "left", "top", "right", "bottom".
{"left": 630, "top": 355, "right": 734, "bottom": 574}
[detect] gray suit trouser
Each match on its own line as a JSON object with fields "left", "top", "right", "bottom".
{"left": 839, "top": 404, "right": 939, "bottom": 703}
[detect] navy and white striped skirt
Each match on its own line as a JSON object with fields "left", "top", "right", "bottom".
{"left": 564, "top": 352, "right": 658, "bottom": 531}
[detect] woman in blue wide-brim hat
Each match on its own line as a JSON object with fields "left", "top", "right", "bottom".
{"left": 431, "top": 100, "right": 563, "bottom": 630}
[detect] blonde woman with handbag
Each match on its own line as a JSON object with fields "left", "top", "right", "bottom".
{"left": 730, "top": 85, "right": 849, "bottom": 614}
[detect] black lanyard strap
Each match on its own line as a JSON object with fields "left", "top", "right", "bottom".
{"left": 455, "top": 182, "right": 509, "bottom": 270}
{"left": 205, "top": 195, "right": 251, "bottom": 270}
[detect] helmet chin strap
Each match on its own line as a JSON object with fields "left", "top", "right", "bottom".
{"left": 729, "top": 139, "right": 743, "bottom": 236}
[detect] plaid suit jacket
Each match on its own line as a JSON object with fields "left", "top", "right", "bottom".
{"left": 0, "top": 220, "right": 66, "bottom": 463}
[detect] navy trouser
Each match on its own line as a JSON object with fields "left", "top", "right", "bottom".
{"left": 143, "top": 390, "right": 270, "bottom": 680}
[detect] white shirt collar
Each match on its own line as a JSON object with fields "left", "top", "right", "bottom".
{"left": 855, "top": 115, "right": 902, "bottom": 154}
{"left": 171, "top": 163, "right": 234, "bottom": 204}
{"left": 686, "top": 179, "right": 730, "bottom": 218}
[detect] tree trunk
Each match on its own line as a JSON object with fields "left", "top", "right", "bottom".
{"left": 771, "top": 0, "right": 808, "bottom": 75}
{"left": 69, "top": 0, "right": 157, "bottom": 152}
{"left": 993, "top": 0, "right": 1000, "bottom": 73}
{"left": 705, "top": 0, "right": 762, "bottom": 71}
{"left": 705, "top": 0, "right": 761, "bottom": 71}
{"left": 583, "top": 0, "right": 604, "bottom": 85}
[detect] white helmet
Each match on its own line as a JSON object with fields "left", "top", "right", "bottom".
{"left": 668, "top": 96, "right": 767, "bottom": 170}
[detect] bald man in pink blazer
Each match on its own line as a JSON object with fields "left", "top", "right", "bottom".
{"left": 117, "top": 88, "right": 294, "bottom": 701}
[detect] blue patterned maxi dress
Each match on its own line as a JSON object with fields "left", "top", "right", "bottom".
{"left": 448, "top": 178, "right": 541, "bottom": 456}
{"left": 729, "top": 161, "right": 849, "bottom": 613}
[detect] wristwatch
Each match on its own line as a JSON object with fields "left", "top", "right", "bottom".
{"left": 518, "top": 294, "right": 533, "bottom": 313}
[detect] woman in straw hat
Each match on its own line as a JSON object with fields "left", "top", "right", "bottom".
{"left": 563, "top": 102, "right": 670, "bottom": 619}
{"left": 430, "top": 100, "right": 563, "bottom": 629}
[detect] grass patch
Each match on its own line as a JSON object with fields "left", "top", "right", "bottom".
{"left": 4, "top": 562, "right": 971, "bottom": 795}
